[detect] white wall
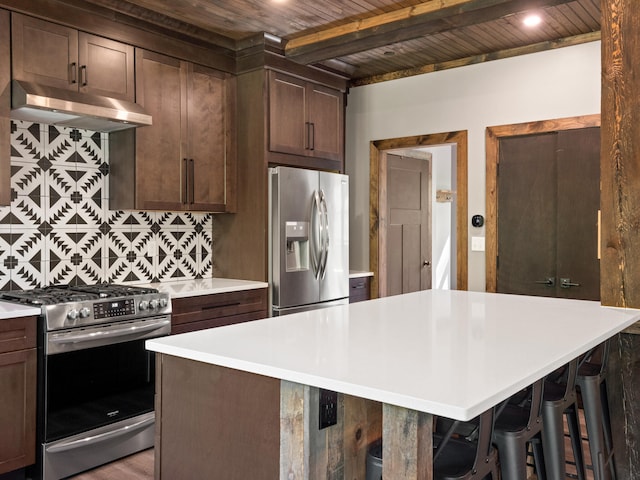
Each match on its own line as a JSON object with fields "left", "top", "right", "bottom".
{"left": 345, "top": 41, "right": 601, "bottom": 291}
{"left": 430, "top": 145, "right": 455, "bottom": 290}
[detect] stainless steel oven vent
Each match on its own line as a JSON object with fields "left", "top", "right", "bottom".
{"left": 11, "top": 80, "right": 152, "bottom": 132}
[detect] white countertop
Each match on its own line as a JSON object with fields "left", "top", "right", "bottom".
{"left": 138, "top": 278, "right": 268, "bottom": 298}
{"left": 0, "top": 301, "right": 41, "bottom": 320}
{"left": 349, "top": 270, "right": 374, "bottom": 278}
{"left": 146, "top": 290, "right": 640, "bottom": 420}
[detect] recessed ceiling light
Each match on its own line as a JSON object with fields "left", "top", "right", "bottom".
{"left": 523, "top": 14, "right": 542, "bottom": 27}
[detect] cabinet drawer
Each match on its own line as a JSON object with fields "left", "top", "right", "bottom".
{"left": 171, "top": 289, "right": 268, "bottom": 331}
{"left": 0, "top": 316, "right": 37, "bottom": 354}
{"left": 349, "top": 277, "right": 370, "bottom": 303}
{"left": 171, "top": 310, "right": 267, "bottom": 335}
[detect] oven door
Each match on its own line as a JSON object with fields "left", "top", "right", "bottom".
{"left": 42, "top": 315, "right": 171, "bottom": 443}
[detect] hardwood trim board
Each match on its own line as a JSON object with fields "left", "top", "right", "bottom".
{"left": 369, "top": 131, "right": 468, "bottom": 297}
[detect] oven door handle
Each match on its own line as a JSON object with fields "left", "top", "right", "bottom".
{"left": 49, "top": 318, "right": 171, "bottom": 345}
{"left": 45, "top": 413, "right": 155, "bottom": 453}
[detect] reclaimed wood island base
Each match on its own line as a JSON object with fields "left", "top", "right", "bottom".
{"left": 147, "top": 290, "right": 640, "bottom": 479}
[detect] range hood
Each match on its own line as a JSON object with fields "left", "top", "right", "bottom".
{"left": 11, "top": 80, "right": 152, "bottom": 132}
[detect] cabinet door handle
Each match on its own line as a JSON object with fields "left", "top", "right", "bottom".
{"left": 190, "top": 159, "right": 195, "bottom": 205}
{"left": 560, "top": 278, "right": 581, "bottom": 288}
{"left": 70, "top": 62, "right": 77, "bottom": 84}
{"left": 183, "top": 158, "right": 188, "bottom": 204}
{"left": 80, "top": 65, "right": 88, "bottom": 86}
{"left": 309, "top": 122, "right": 315, "bottom": 151}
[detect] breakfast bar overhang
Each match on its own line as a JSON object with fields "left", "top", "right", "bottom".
{"left": 146, "top": 290, "right": 640, "bottom": 479}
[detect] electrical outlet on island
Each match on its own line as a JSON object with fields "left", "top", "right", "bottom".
{"left": 319, "top": 388, "right": 338, "bottom": 429}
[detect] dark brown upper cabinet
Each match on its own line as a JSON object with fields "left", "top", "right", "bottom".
{"left": 109, "top": 50, "right": 236, "bottom": 212}
{"left": 11, "top": 13, "right": 135, "bottom": 102}
{"left": 0, "top": 9, "right": 11, "bottom": 207}
{"left": 268, "top": 70, "right": 344, "bottom": 165}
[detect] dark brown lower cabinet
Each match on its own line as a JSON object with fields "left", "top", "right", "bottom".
{"left": 170, "top": 288, "right": 268, "bottom": 334}
{"left": 0, "top": 316, "right": 37, "bottom": 475}
{"left": 349, "top": 276, "right": 371, "bottom": 303}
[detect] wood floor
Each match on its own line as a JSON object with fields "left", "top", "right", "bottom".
{"left": 69, "top": 449, "right": 154, "bottom": 480}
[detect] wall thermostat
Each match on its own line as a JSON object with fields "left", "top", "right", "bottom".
{"left": 471, "top": 214, "right": 484, "bottom": 227}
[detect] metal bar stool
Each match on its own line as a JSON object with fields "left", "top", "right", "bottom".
{"left": 433, "top": 407, "right": 500, "bottom": 480}
{"left": 576, "top": 340, "right": 616, "bottom": 480}
{"left": 493, "top": 378, "right": 545, "bottom": 480}
{"left": 366, "top": 408, "right": 499, "bottom": 480}
{"left": 541, "top": 358, "right": 586, "bottom": 480}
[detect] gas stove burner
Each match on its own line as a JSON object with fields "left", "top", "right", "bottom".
{"left": 70, "top": 283, "right": 159, "bottom": 298}
{"left": 0, "top": 286, "right": 101, "bottom": 305}
{"left": 0, "top": 283, "right": 161, "bottom": 306}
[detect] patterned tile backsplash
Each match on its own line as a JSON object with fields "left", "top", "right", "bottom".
{"left": 0, "top": 121, "right": 213, "bottom": 291}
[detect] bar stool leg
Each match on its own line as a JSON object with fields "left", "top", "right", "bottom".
{"left": 566, "top": 404, "right": 586, "bottom": 480}
{"left": 600, "top": 380, "right": 616, "bottom": 480}
{"left": 496, "top": 441, "right": 527, "bottom": 480}
{"left": 579, "top": 375, "right": 609, "bottom": 480}
{"left": 542, "top": 401, "right": 565, "bottom": 480}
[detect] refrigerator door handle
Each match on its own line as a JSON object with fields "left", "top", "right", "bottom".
{"left": 319, "top": 189, "right": 330, "bottom": 280}
{"left": 310, "top": 190, "right": 322, "bottom": 279}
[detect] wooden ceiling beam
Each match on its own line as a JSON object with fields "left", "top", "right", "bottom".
{"left": 285, "top": 0, "right": 579, "bottom": 65}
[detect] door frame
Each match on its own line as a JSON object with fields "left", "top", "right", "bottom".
{"left": 369, "top": 131, "right": 468, "bottom": 298}
{"left": 485, "top": 114, "right": 601, "bottom": 292}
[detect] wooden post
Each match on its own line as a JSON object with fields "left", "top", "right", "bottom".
{"left": 382, "top": 403, "right": 433, "bottom": 479}
{"left": 343, "top": 396, "right": 382, "bottom": 479}
{"left": 280, "top": 381, "right": 345, "bottom": 480}
{"left": 601, "top": 1, "right": 640, "bottom": 478}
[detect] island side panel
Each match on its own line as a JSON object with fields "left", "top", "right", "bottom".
{"left": 155, "top": 354, "right": 280, "bottom": 479}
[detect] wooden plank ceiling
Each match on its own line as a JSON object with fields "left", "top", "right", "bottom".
{"left": 73, "top": 0, "right": 601, "bottom": 85}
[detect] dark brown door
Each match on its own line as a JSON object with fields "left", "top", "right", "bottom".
{"left": 386, "top": 154, "right": 432, "bottom": 296}
{"left": 497, "top": 127, "right": 600, "bottom": 300}
{"left": 79, "top": 33, "right": 135, "bottom": 102}
{"left": 308, "top": 84, "right": 343, "bottom": 161}
{"left": 134, "top": 50, "right": 186, "bottom": 211}
{"left": 12, "top": 13, "right": 79, "bottom": 92}
{"left": 188, "top": 64, "right": 227, "bottom": 210}
{"left": 268, "top": 71, "right": 307, "bottom": 156}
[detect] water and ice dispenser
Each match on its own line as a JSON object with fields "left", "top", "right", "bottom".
{"left": 285, "top": 221, "right": 310, "bottom": 272}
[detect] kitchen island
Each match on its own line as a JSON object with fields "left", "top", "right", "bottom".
{"left": 146, "top": 290, "right": 640, "bottom": 479}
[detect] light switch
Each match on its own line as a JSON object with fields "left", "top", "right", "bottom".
{"left": 471, "top": 236, "right": 485, "bottom": 252}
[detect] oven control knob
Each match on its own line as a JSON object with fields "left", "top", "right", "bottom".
{"left": 79, "top": 307, "right": 91, "bottom": 318}
{"left": 67, "top": 309, "right": 78, "bottom": 320}
{"left": 159, "top": 298, "right": 168, "bottom": 308}
{"left": 139, "top": 300, "right": 149, "bottom": 310}
{"left": 149, "top": 299, "right": 159, "bottom": 309}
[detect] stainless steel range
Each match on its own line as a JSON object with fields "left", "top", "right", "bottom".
{"left": 1, "top": 283, "right": 171, "bottom": 480}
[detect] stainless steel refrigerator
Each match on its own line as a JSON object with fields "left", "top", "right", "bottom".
{"left": 269, "top": 166, "right": 349, "bottom": 316}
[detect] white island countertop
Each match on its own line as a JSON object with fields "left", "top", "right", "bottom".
{"left": 138, "top": 278, "right": 268, "bottom": 299}
{"left": 147, "top": 290, "right": 640, "bottom": 420}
